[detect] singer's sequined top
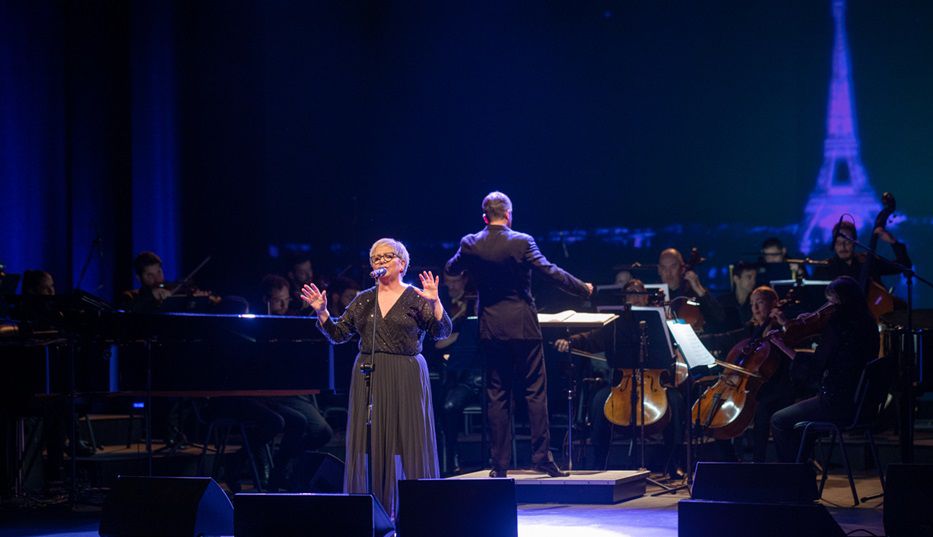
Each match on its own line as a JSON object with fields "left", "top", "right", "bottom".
{"left": 317, "top": 286, "right": 452, "bottom": 355}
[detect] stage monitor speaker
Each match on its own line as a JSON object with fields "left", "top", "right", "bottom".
{"left": 397, "top": 478, "right": 517, "bottom": 537}
{"left": 234, "top": 492, "right": 393, "bottom": 537}
{"left": 99, "top": 476, "right": 233, "bottom": 537}
{"left": 678, "top": 499, "right": 845, "bottom": 537}
{"left": 884, "top": 463, "right": 933, "bottom": 537}
{"left": 292, "top": 451, "right": 344, "bottom": 492}
{"left": 692, "top": 462, "right": 818, "bottom": 503}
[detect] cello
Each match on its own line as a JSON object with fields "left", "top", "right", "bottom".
{"left": 601, "top": 320, "right": 672, "bottom": 434}
{"left": 689, "top": 293, "right": 815, "bottom": 440}
{"left": 690, "top": 321, "right": 774, "bottom": 440}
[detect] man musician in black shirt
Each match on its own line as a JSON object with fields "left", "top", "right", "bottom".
{"left": 813, "top": 220, "right": 911, "bottom": 284}
{"left": 658, "top": 248, "right": 725, "bottom": 332}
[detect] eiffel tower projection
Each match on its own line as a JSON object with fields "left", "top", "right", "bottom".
{"left": 799, "top": 0, "right": 880, "bottom": 254}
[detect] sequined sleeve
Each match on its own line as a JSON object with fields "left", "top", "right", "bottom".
{"left": 317, "top": 291, "right": 363, "bottom": 344}
{"left": 418, "top": 295, "right": 452, "bottom": 341}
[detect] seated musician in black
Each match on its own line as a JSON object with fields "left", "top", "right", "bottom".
{"left": 813, "top": 221, "right": 911, "bottom": 283}
{"left": 770, "top": 276, "right": 880, "bottom": 462}
{"left": 757, "top": 237, "right": 805, "bottom": 286}
{"left": 434, "top": 271, "right": 481, "bottom": 474}
{"left": 285, "top": 253, "right": 317, "bottom": 315}
{"left": 700, "top": 286, "right": 795, "bottom": 462}
{"left": 326, "top": 276, "right": 361, "bottom": 318}
{"left": 15, "top": 270, "right": 95, "bottom": 484}
{"left": 258, "top": 274, "right": 333, "bottom": 490}
{"left": 119, "top": 251, "right": 172, "bottom": 312}
{"left": 555, "top": 279, "right": 686, "bottom": 475}
{"left": 658, "top": 248, "right": 725, "bottom": 332}
{"left": 716, "top": 261, "right": 758, "bottom": 332}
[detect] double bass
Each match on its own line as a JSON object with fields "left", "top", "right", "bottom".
{"left": 860, "top": 192, "right": 897, "bottom": 321}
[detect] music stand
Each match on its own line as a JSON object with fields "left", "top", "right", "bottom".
{"left": 651, "top": 319, "right": 718, "bottom": 496}
{"left": 594, "top": 306, "right": 673, "bottom": 370}
{"left": 592, "top": 284, "right": 667, "bottom": 309}
{"left": 770, "top": 279, "right": 831, "bottom": 319}
{"left": 539, "top": 310, "right": 618, "bottom": 471}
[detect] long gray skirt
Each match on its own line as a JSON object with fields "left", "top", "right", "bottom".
{"left": 344, "top": 351, "right": 439, "bottom": 518}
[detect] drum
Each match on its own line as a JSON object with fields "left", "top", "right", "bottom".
{"left": 880, "top": 309, "right": 933, "bottom": 393}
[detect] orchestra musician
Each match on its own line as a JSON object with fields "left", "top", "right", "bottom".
{"left": 21, "top": 270, "right": 55, "bottom": 296}
{"left": 257, "top": 274, "right": 333, "bottom": 491}
{"left": 119, "top": 251, "right": 171, "bottom": 312}
{"left": 555, "top": 278, "right": 687, "bottom": 475}
{"left": 445, "top": 191, "right": 593, "bottom": 478}
{"left": 435, "top": 271, "right": 482, "bottom": 474}
{"left": 700, "top": 286, "right": 795, "bottom": 462}
{"left": 658, "top": 248, "right": 725, "bottom": 331}
{"left": 769, "top": 276, "right": 880, "bottom": 462}
{"left": 302, "top": 238, "right": 451, "bottom": 519}
{"left": 285, "top": 252, "right": 316, "bottom": 315}
{"left": 757, "top": 237, "right": 804, "bottom": 286}
{"left": 716, "top": 260, "right": 758, "bottom": 332}
{"left": 812, "top": 221, "right": 911, "bottom": 283}
{"left": 326, "top": 276, "right": 361, "bottom": 318}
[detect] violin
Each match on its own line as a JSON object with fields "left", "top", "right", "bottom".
{"left": 157, "top": 281, "right": 221, "bottom": 304}
{"left": 155, "top": 256, "right": 221, "bottom": 305}
{"left": 776, "top": 301, "right": 838, "bottom": 350}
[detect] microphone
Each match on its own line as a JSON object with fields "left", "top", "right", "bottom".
{"left": 369, "top": 267, "right": 387, "bottom": 279}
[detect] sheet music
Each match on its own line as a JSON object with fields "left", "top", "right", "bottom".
{"left": 537, "top": 310, "right": 618, "bottom": 327}
{"left": 666, "top": 320, "right": 716, "bottom": 369}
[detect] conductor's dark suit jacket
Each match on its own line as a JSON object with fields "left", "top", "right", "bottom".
{"left": 445, "top": 224, "right": 590, "bottom": 341}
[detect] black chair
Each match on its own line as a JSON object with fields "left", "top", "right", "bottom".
{"left": 794, "top": 356, "right": 895, "bottom": 506}
{"left": 193, "top": 403, "right": 264, "bottom": 493}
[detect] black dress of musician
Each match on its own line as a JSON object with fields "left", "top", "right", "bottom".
{"left": 770, "top": 276, "right": 879, "bottom": 462}
{"left": 445, "top": 191, "right": 592, "bottom": 477}
{"left": 303, "top": 239, "right": 451, "bottom": 519}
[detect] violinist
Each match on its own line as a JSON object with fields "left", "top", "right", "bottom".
{"left": 770, "top": 276, "right": 880, "bottom": 463}
{"left": 658, "top": 248, "right": 725, "bottom": 331}
{"left": 555, "top": 279, "right": 686, "bottom": 475}
{"left": 119, "top": 251, "right": 171, "bottom": 312}
{"left": 700, "top": 286, "right": 795, "bottom": 462}
{"left": 812, "top": 221, "right": 911, "bottom": 284}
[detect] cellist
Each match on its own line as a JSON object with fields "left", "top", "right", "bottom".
{"left": 699, "top": 286, "right": 795, "bottom": 462}
{"left": 770, "top": 276, "right": 880, "bottom": 462}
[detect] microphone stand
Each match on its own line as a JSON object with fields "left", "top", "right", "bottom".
{"left": 363, "top": 283, "right": 379, "bottom": 497}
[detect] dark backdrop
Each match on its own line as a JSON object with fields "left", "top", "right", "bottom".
{"left": 2, "top": 0, "right": 932, "bottom": 304}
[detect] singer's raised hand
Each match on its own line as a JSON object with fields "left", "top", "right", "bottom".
{"left": 301, "top": 283, "right": 328, "bottom": 314}
{"left": 413, "top": 271, "right": 440, "bottom": 303}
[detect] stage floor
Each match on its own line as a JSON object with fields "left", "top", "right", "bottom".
{"left": 2, "top": 474, "right": 884, "bottom": 537}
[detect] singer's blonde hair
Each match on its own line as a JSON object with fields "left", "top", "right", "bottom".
{"left": 369, "top": 238, "right": 410, "bottom": 277}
